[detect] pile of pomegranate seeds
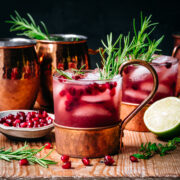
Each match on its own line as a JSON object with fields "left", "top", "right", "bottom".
{"left": 0, "top": 110, "right": 53, "bottom": 128}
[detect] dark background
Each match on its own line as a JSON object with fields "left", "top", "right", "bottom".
{"left": 0, "top": 0, "right": 179, "bottom": 67}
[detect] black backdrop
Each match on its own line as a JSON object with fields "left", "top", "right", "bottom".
{"left": 0, "top": 0, "right": 179, "bottom": 68}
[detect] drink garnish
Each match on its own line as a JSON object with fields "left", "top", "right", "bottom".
{"left": 6, "top": 11, "right": 51, "bottom": 40}
{"left": 131, "top": 137, "right": 180, "bottom": 160}
{"left": 97, "top": 13, "right": 164, "bottom": 80}
{"left": 56, "top": 69, "right": 72, "bottom": 80}
{"left": 0, "top": 143, "right": 57, "bottom": 168}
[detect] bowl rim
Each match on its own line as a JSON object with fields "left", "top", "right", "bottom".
{"left": 0, "top": 110, "right": 54, "bottom": 132}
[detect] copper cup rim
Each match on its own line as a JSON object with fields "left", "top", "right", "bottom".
{"left": 0, "top": 38, "right": 36, "bottom": 49}
{"left": 35, "top": 34, "right": 88, "bottom": 44}
{"left": 172, "top": 32, "right": 180, "bottom": 39}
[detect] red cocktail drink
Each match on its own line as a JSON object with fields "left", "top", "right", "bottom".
{"left": 122, "top": 55, "right": 179, "bottom": 104}
{"left": 53, "top": 71, "right": 122, "bottom": 128}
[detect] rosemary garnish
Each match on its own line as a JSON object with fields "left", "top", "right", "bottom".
{"left": 98, "top": 13, "right": 164, "bottom": 80}
{"left": 0, "top": 143, "right": 57, "bottom": 168}
{"left": 132, "top": 137, "right": 180, "bottom": 159}
{"left": 6, "top": 11, "right": 51, "bottom": 40}
{"left": 56, "top": 69, "right": 72, "bottom": 79}
{"left": 71, "top": 64, "right": 86, "bottom": 75}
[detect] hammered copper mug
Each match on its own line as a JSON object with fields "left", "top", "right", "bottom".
{"left": 35, "top": 34, "right": 99, "bottom": 109}
{"left": 0, "top": 38, "right": 40, "bottom": 110}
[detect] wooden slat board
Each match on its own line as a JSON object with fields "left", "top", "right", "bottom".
{"left": 0, "top": 130, "right": 180, "bottom": 179}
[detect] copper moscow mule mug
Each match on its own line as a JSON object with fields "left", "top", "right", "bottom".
{"left": 53, "top": 59, "right": 158, "bottom": 158}
{"left": 0, "top": 38, "right": 40, "bottom": 110}
{"left": 35, "top": 34, "right": 99, "bottom": 109}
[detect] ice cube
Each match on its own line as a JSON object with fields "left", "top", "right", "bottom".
{"left": 129, "top": 66, "right": 150, "bottom": 82}
{"left": 53, "top": 79, "right": 64, "bottom": 98}
{"left": 73, "top": 104, "right": 111, "bottom": 117}
{"left": 81, "top": 92, "right": 110, "bottom": 103}
{"left": 140, "top": 82, "right": 171, "bottom": 94}
{"left": 124, "top": 89, "right": 148, "bottom": 101}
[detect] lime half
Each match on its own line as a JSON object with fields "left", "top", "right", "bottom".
{"left": 144, "top": 97, "right": 180, "bottom": 138}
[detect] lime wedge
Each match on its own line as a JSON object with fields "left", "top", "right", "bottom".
{"left": 144, "top": 97, "right": 180, "bottom": 138}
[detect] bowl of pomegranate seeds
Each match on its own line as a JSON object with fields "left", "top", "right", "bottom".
{"left": 0, "top": 110, "right": 54, "bottom": 139}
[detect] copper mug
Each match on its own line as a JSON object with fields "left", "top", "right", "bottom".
{"left": 35, "top": 34, "right": 99, "bottom": 109}
{"left": 0, "top": 38, "right": 40, "bottom": 110}
{"left": 53, "top": 60, "right": 158, "bottom": 158}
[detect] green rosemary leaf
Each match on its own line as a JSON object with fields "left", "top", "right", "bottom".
{"left": 6, "top": 11, "right": 50, "bottom": 40}
{"left": 56, "top": 69, "right": 72, "bottom": 80}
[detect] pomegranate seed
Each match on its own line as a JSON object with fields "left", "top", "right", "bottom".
{"left": 7, "top": 114, "right": 14, "bottom": 120}
{"left": 20, "top": 122, "right": 27, "bottom": 128}
{"left": 76, "top": 89, "right": 84, "bottom": 97}
{"left": 19, "top": 159, "right": 29, "bottom": 166}
{"left": 33, "top": 121, "right": 39, "bottom": 127}
{"left": 0, "top": 118, "right": 5, "bottom": 124}
{"left": 104, "top": 155, "right": 115, "bottom": 166}
{"left": 42, "top": 111, "right": 48, "bottom": 118}
{"left": 31, "top": 111, "right": 36, "bottom": 117}
{"left": 66, "top": 93, "right": 74, "bottom": 101}
{"left": 59, "top": 90, "right": 66, "bottom": 96}
{"left": 46, "top": 117, "right": 53, "bottom": 124}
{"left": 130, "top": 155, "right": 138, "bottom": 162}
{"left": 3, "top": 123, "right": 10, "bottom": 126}
{"left": 98, "top": 84, "right": 106, "bottom": 92}
{"left": 38, "top": 123, "right": 44, "bottom": 127}
{"left": 61, "top": 155, "right": 70, "bottom": 163}
{"left": 110, "top": 88, "right": 116, "bottom": 96}
{"left": 62, "top": 161, "right": 71, "bottom": 169}
{"left": 106, "top": 82, "right": 114, "bottom": 90}
{"left": 6, "top": 119, "right": 13, "bottom": 125}
{"left": 93, "top": 83, "right": 99, "bottom": 89}
{"left": 113, "top": 82, "right": 117, "bottom": 87}
{"left": 13, "top": 119, "right": 21, "bottom": 127}
{"left": 32, "top": 117, "right": 39, "bottom": 122}
{"left": 68, "top": 87, "right": 76, "bottom": 96}
{"left": 44, "top": 142, "right": 52, "bottom": 149}
{"left": 85, "top": 85, "right": 93, "bottom": 95}
{"left": 27, "top": 121, "right": 34, "bottom": 128}
{"left": 82, "top": 157, "right": 90, "bottom": 166}
{"left": 39, "top": 119, "right": 46, "bottom": 123}
{"left": 18, "top": 112, "right": 26, "bottom": 118}
{"left": 165, "top": 62, "right": 172, "bottom": 69}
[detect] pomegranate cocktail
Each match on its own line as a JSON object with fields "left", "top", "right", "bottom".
{"left": 53, "top": 71, "right": 122, "bottom": 128}
{"left": 122, "top": 55, "right": 179, "bottom": 104}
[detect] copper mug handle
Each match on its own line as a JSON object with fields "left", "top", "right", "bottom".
{"left": 172, "top": 45, "right": 180, "bottom": 57}
{"left": 119, "top": 59, "right": 159, "bottom": 149}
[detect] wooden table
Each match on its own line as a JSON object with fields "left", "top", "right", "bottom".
{"left": 0, "top": 130, "right": 179, "bottom": 179}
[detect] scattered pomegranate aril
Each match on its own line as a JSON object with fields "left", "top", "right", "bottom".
{"left": 62, "top": 161, "right": 71, "bottom": 169}
{"left": 98, "top": 84, "right": 106, "bottom": 92}
{"left": 19, "top": 159, "right": 29, "bottom": 166}
{"left": 82, "top": 157, "right": 90, "bottom": 166}
{"left": 104, "top": 155, "right": 115, "bottom": 166}
{"left": 44, "top": 142, "right": 52, "bottom": 149}
{"left": 61, "top": 155, "right": 70, "bottom": 163}
{"left": 13, "top": 119, "right": 21, "bottom": 127}
{"left": 130, "top": 155, "right": 138, "bottom": 162}
{"left": 5, "top": 119, "right": 13, "bottom": 125}
{"left": 68, "top": 87, "right": 76, "bottom": 96}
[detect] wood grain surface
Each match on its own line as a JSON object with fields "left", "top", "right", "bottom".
{"left": 0, "top": 130, "right": 179, "bottom": 179}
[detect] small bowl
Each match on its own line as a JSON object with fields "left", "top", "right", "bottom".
{"left": 0, "top": 110, "right": 54, "bottom": 140}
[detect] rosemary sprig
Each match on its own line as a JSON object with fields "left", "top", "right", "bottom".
{"left": 6, "top": 11, "right": 51, "bottom": 40}
{"left": 132, "top": 137, "right": 180, "bottom": 159}
{"left": 0, "top": 143, "right": 57, "bottom": 168}
{"left": 71, "top": 64, "right": 86, "bottom": 75}
{"left": 98, "top": 13, "right": 164, "bottom": 80}
{"left": 56, "top": 69, "right": 72, "bottom": 79}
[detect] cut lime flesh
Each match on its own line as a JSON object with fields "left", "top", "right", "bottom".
{"left": 144, "top": 97, "right": 180, "bottom": 138}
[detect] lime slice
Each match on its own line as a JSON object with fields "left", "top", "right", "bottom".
{"left": 144, "top": 97, "right": 180, "bottom": 138}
